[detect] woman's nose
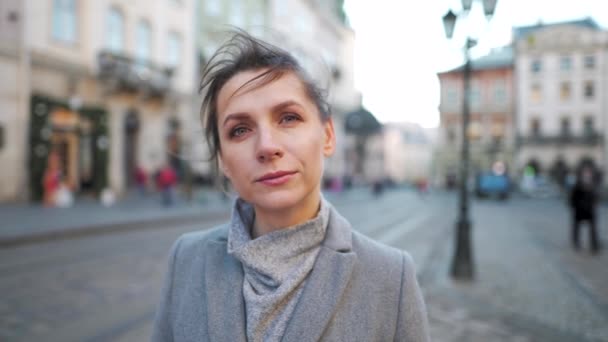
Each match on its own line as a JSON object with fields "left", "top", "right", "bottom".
{"left": 256, "top": 128, "right": 283, "bottom": 162}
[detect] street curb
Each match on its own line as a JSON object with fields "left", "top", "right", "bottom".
{"left": 0, "top": 210, "right": 231, "bottom": 249}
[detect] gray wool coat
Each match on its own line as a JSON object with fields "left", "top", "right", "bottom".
{"left": 151, "top": 205, "right": 430, "bottom": 342}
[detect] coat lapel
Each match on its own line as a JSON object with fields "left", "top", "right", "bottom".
{"left": 204, "top": 240, "right": 247, "bottom": 342}
{"left": 281, "top": 207, "right": 358, "bottom": 342}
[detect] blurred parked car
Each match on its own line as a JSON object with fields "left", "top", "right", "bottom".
{"left": 475, "top": 171, "right": 510, "bottom": 200}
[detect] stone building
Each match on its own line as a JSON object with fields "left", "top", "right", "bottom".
{"left": 437, "top": 46, "right": 515, "bottom": 186}
{"left": 514, "top": 18, "right": 608, "bottom": 186}
{"left": 382, "top": 122, "right": 435, "bottom": 184}
{"left": 0, "top": 0, "right": 196, "bottom": 202}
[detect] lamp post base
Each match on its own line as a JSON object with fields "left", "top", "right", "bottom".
{"left": 450, "top": 218, "right": 474, "bottom": 280}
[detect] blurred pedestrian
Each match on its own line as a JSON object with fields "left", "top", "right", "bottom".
{"left": 134, "top": 165, "right": 148, "bottom": 196}
{"left": 417, "top": 178, "right": 429, "bottom": 197}
{"left": 569, "top": 167, "right": 602, "bottom": 254}
{"left": 372, "top": 179, "right": 384, "bottom": 196}
{"left": 157, "top": 163, "right": 177, "bottom": 207}
{"left": 42, "top": 150, "right": 62, "bottom": 207}
{"left": 151, "top": 31, "right": 430, "bottom": 342}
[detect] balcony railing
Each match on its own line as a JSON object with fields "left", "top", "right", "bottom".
{"left": 97, "top": 50, "right": 174, "bottom": 98}
{"left": 518, "top": 132, "right": 603, "bottom": 146}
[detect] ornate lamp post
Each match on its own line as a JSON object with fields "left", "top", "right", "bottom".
{"left": 442, "top": 0, "right": 498, "bottom": 280}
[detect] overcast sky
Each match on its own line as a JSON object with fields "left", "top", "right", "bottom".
{"left": 344, "top": 0, "right": 608, "bottom": 127}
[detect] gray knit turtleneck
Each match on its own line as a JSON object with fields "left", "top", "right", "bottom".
{"left": 227, "top": 198, "right": 330, "bottom": 342}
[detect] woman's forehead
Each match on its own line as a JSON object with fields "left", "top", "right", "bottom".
{"left": 216, "top": 69, "right": 309, "bottom": 114}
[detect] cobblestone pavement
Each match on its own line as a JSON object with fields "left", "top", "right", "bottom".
{"left": 1, "top": 189, "right": 606, "bottom": 341}
{"left": 413, "top": 196, "right": 608, "bottom": 342}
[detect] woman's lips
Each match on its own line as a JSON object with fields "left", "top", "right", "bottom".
{"left": 256, "top": 171, "right": 297, "bottom": 186}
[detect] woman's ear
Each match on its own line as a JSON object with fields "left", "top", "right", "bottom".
{"left": 323, "top": 118, "right": 336, "bottom": 157}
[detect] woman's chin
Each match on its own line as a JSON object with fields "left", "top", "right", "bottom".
{"left": 246, "top": 188, "right": 315, "bottom": 213}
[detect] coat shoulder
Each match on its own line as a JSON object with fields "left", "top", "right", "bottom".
{"left": 350, "top": 230, "right": 418, "bottom": 282}
{"left": 351, "top": 230, "right": 411, "bottom": 264}
{"left": 173, "top": 224, "right": 229, "bottom": 259}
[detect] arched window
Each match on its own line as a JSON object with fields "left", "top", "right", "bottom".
{"left": 167, "top": 32, "right": 182, "bottom": 68}
{"left": 106, "top": 7, "right": 124, "bottom": 52}
{"left": 52, "top": 0, "right": 77, "bottom": 43}
{"left": 136, "top": 20, "right": 152, "bottom": 63}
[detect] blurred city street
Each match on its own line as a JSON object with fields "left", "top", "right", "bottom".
{"left": 1, "top": 188, "right": 607, "bottom": 341}
{"left": 2, "top": 0, "right": 608, "bottom": 341}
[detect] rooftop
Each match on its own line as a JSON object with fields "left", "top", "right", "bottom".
{"left": 512, "top": 17, "right": 601, "bottom": 41}
{"left": 440, "top": 46, "right": 513, "bottom": 74}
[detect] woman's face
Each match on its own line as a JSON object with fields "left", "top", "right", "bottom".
{"left": 216, "top": 69, "right": 335, "bottom": 213}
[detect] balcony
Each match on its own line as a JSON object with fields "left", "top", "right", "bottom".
{"left": 97, "top": 50, "right": 174, "bottom": 98}
{"left": 518, "top": 132, "right": 603, "bottom": 146}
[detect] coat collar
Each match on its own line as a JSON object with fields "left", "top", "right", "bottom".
{"left": 205, "top": 204, "right": 357, "bottom": 342}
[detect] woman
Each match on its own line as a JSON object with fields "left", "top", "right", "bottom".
{"left": 152, "top": 31, "right": 430, "bottom": 342}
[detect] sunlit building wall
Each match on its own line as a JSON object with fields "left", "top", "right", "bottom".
{"left": 383, "top": 123, "right": 434, "bottom": 184}
{"left": 0, "top": 0, "right": 27, "bottom": 201}
{"left": 514, "top": 19, "right": 608, "bottom": 186}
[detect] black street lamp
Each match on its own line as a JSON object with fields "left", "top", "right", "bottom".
{"left": 442, "top": 0, "right": 497, "bottom": 280}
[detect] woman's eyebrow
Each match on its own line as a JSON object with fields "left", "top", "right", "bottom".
{"left": 271, "top": 100, "right": 302, "bottom": 112}
{"left": 222, "top": 113, "right": 250, "bottom": 127}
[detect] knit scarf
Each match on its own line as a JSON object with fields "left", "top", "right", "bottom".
{"left": 227, "top": 197, "right": 330, "bottom": 342}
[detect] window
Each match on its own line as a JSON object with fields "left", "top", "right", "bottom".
{"left": 446, "top": 87, "right": 458, "bottom": 106}
{"left": 135, "top": 20, "right": 152, "bottom": 63}
{"left": 446, "top": 126, "right": 455, "bottom": 143}
{"left": 52, "top": 0, "right": 77, "bottom": 43}
{"left": 531, "top": 84, "right": 542, "bottom": 103}
{"left": 106, "top": 7, "right": 124, "bottom": 52}
{"left": 584, "top": 81, "right": 594, "bottom": 99}
{"left": 167, "top": 32, "right": 181, "bottom": 68}
{"left": 531, "top": 59, "right": 541, "bottom": 73}
{"left": 560, "top": 56, "right": 571, "bottom": 71}
{"left": 468, "top": 85, "right": 480, "bottom": 108}
{"left": 251, "top": 11, "right": 264, "bottom": 28}
{"left": 230, "top": 0, "right": 245, "bottom": 27}
{"left": 491, "top": 122, "right": 504, "bottom": 138}
{"left": 583, "top": 116, "right": 595, "bottom": 137}
{"left": 467, "top": 121, "right": 482, "bottom": 141}
{"left": 494, "top": 80, "right": 506, "bottom": 105}
{"left": 584, "top": 55, "right": 595, "bottom": 69}
{"left": 530, "top": 118, "right": 541, "bottom": 136}
{"left": 206, "top": 0, "right": 222, "bottom": 16}
{"left": 560, "top": 117, "right": 570, "bottom": 137}
{"left": 560, "top": 82, "right": 571, "bottom": 101}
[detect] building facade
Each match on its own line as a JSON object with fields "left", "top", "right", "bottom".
{"left": 514, "top": 19, "right": 608, "bottom": 186}
{"left": 383, "top": 122, "right": 435, "bottom": 184}
{"left": 437, "top": 47, "right": 515, "bottom": 187}
{"left": 0, "top": 0, "right": 197, "bottom": 202}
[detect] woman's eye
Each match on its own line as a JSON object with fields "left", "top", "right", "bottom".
{"left": 280, "top": 113, "right": 301, "bottom": 124}
{"left": 230, "top": 126, "right": 249, "bottom": 138}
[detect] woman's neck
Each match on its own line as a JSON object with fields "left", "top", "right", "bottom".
{"left": 252, "top": 192, "right": 321, "bottom": 239}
